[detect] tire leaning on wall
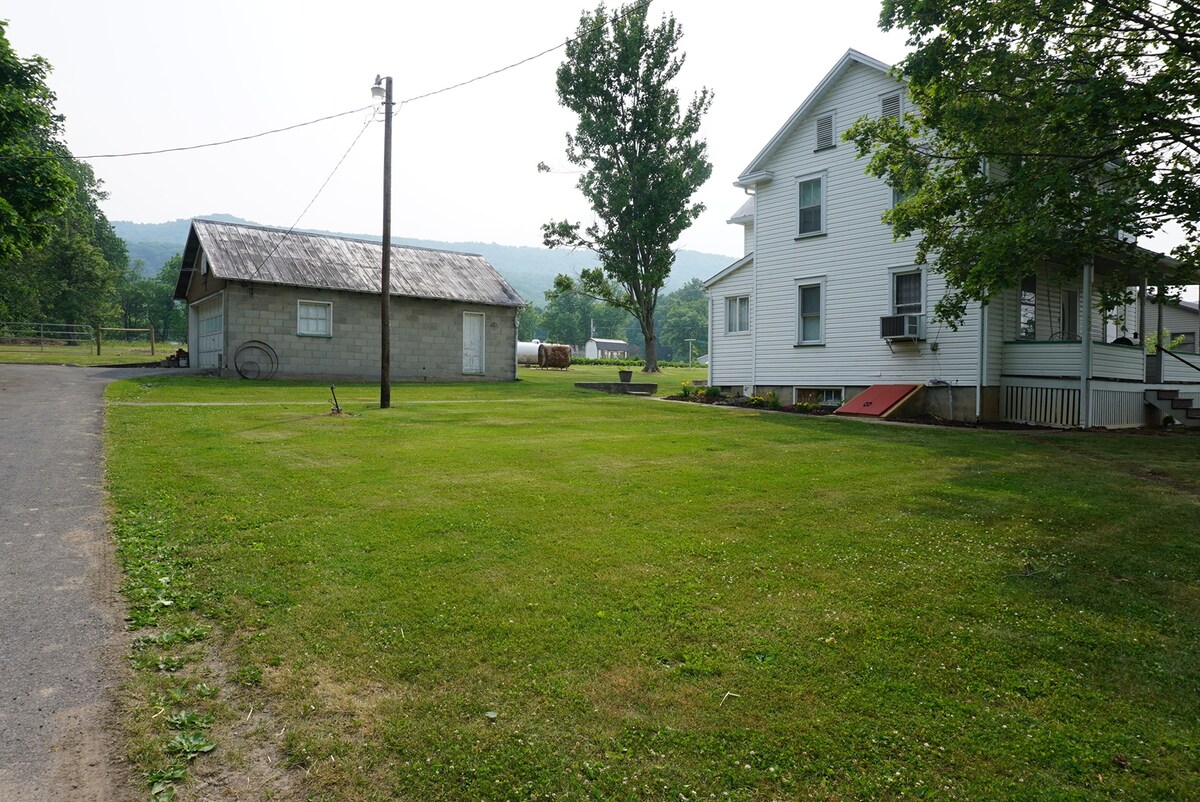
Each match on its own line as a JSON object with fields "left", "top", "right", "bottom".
{"left": 233, "top": 340, "right": 279, "bottom": 379}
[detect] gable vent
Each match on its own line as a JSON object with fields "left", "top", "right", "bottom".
{"left": 881, "top": 93, "right": 901, "bottom": 120}
{"left": 815, "top": 113, "right": 834, "bottom": 150}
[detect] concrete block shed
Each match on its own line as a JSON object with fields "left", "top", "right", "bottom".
{"left": 173, "top": 219, "right": 525, "bottom": 381}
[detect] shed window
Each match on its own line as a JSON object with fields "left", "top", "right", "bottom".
{"left": 726, "top": 295, "right": 750, "bottom": 333}
{"left": 298, "top": 300, "right": 333, "bottom": 337}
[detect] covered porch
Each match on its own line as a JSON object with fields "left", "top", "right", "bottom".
{"left": 996, "top": 249, "right": 1199, "bottom": 427}
{"left": 1001, "top": 340, "right": 1200, "bottom": 427}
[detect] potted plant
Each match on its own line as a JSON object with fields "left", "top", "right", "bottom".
{"left": 618, "top": 369, "right": 633, "bottom": 383}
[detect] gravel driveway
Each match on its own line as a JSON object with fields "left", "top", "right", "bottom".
{"left": 0, "top": 363, "right": 161, "bottom": 801}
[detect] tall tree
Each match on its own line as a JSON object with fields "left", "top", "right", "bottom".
{"left": 0, "top": 21, "right": 74, "bottom": 262}
{"left": 542, "top": 1, "right": 712, "bottom": 371}
{"left": 541, "top": 273, "right": 630, "bottom": 347}
{"left": 845, "top": 0, "right": 1200, "bottom": 326}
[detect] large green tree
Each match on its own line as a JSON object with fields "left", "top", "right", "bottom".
{"left": 541, "top": 273, "right": 631, "bottom": 347}
{"left": 3, "top": 151, "right": 126, "bottom": 327}
{"left": 0, "top": 21, "right": 74, "bottom": 262}
{"left": 846, "top": 0, "right": 1200, "bottom": 326}
{"left": 542, "top": 1, "right": 712, "bottom": 371}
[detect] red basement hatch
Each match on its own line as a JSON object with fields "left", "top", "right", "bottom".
{"left": 835, "top": 384, "right": 920, "bottom": 418}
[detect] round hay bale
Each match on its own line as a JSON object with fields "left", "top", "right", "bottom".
{"left": 546, "top": 344, "right": 571, "bottom": 368}
{"left": 537, "top": 343, "right": 571, "bottom": 369}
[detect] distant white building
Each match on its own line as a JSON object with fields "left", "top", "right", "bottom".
{"left": 585, "top": 338, "right": 634, "bottom": 360}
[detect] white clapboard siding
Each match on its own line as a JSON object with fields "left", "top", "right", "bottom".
{"left": 707, "top": 260, "right": 755, "bottom": 386}
{"left": 1092, "top": 342, "right": 1144, "bottom": 381}
{"left": 742, "top": 60, "right": 981, "bottom": 388}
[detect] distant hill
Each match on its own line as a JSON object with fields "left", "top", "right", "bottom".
{"left": 112, "top": 216, "right": 736, "bottom": 303}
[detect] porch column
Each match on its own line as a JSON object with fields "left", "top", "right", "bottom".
{"left": 1079, "top": 257, "right": 1094, "bottom": 428}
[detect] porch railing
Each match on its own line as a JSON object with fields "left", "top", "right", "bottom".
{"left": 1002, "top": 339, "right": 1144, "bottom": 381}
{"left": 1162, "top": 349, "right": 1200, "bottom": 383}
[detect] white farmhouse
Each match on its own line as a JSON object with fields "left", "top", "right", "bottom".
{"left": 704, "top": 50, "right": 1200, "bottom": 427}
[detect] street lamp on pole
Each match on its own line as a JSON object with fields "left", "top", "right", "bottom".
{"left": 372, "top": 75, "right": 393, "bottom": 409}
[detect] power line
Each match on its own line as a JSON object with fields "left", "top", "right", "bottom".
{"left": 399, "top": 0, "right": 652, "bottom": 105}
{"left": 245, "top": 112, "right": 376, "bottom": 280}
{"left": 0, "top": 106, "right": 373, "bottom": 162}
{"left": 2, "top": 0, "right": 654, "bottom": 162}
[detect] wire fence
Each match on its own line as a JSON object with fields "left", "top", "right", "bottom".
{"left": 0, "top": 321, "right": 187, "bottom": 360}
{"left": 0, "top": 321, "right": 96, "bottom": 352}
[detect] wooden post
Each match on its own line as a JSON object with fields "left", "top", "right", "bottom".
{"left": 378, "top": 75, "right": 394, "bottom": 409}
{"left": 149, "top": 325, "right": 156, "bottom": 356}
{"left": 96, "top": 323, "right": 102, "bottom": 356}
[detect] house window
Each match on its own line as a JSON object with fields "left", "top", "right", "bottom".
{"left": 1060, "top": 289, "right": 1079, "bottom": 340}
{"left": 893, "top": 271, "right": 922, "bottom": 316}
{"left": 881, "top": 92, "right": 902, "bottom": 121}
{"left": 726, "top": 295, "right": 750, "bottom": 333}
{"left": 797, "top": 174, "right": 825, "bottom": 237}
{"left": 796, "top": 387, "right": 844, "bottom": 406}
{"left": 1019, "top": 276, "right": 1037, "bottom": 339}
{"left": 796, "top": 280, "right": 824, "bottom": 345}
{"left": 815, "top": 112, "right": 835, "bottom": 150}
{"left": 297, "top": 300, "right": 333, "bottom": 337}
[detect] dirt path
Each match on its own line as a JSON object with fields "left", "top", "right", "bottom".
{"left": 0, "top": 364, "right": 160, "bottom": 801}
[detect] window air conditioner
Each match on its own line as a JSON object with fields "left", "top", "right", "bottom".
{"left": 880, "top": 313, "right": 925, "bottom": 341}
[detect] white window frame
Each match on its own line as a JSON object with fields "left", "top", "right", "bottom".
{"left": 795, "top": 172, "right": 827, "bottom": 239}
{"left": 795, "top": 276, "right": 826, "bottom": 346}
{"left": 890, "top": 268, "right": 924, "bottom": 317}
{"left": 297, "top": 299, "right": 333, "bottom": 338}
{"left": 725, "top": 295, "right": 750, "bottom": 334}
{"left": 794, "top": 387, "right": 845, "bottom": 407}
{"left": 814, "top": 110, "right": 836, "bottom": 151}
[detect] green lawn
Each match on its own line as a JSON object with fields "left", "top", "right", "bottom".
{"left": 1, "top": 338, "right": 177, "bottom": 365}
{"left": 105, "top": 369, "right": 1200, "bottom": 800}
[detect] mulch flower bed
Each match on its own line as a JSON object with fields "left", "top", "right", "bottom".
{"left": 665, "top": 394, "right": 835, "bottom": 415}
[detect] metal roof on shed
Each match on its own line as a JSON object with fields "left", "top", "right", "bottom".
{"left": 175, "top": 219, "right": 526, "bottom": 307}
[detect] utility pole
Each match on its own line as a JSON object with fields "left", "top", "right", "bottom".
{"left": 685, "top": 338, "right": 696, "bottom": 368}
{"left": 373, "top": 75, "right": 394, "bottom": 408}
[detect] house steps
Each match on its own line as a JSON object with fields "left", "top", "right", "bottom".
{"left": 1144, "top": 389, "right": 1200, "bottom": 427}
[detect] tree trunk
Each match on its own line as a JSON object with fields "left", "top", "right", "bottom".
{"left": 639, "top": 310, "right": 659, "bottom": 373}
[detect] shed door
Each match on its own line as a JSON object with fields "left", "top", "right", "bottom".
{"left": 463, "top": 312, "right": 485, "bottom": 375}
{"left": 195, "top": 295, "right": 224, "bottom": 369}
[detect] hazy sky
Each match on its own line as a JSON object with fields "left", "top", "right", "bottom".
{"left": 4, "top": 0, "right": 1195, "bottom": 303}
{"left": 3, "top": 0, "right": 913, "bottom": 259}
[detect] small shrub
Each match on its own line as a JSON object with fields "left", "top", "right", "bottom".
{"left": 702, "top": 385, "right": 722, "bottom": 400}
{"left": 746, "top": 395, "right": 767, "bottom": 408}
{"left": 764, "top": 391, "right": 781, "bottom": 410}
{"left": 1145, "top": 328, "right": 1186, "bottom": 354}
